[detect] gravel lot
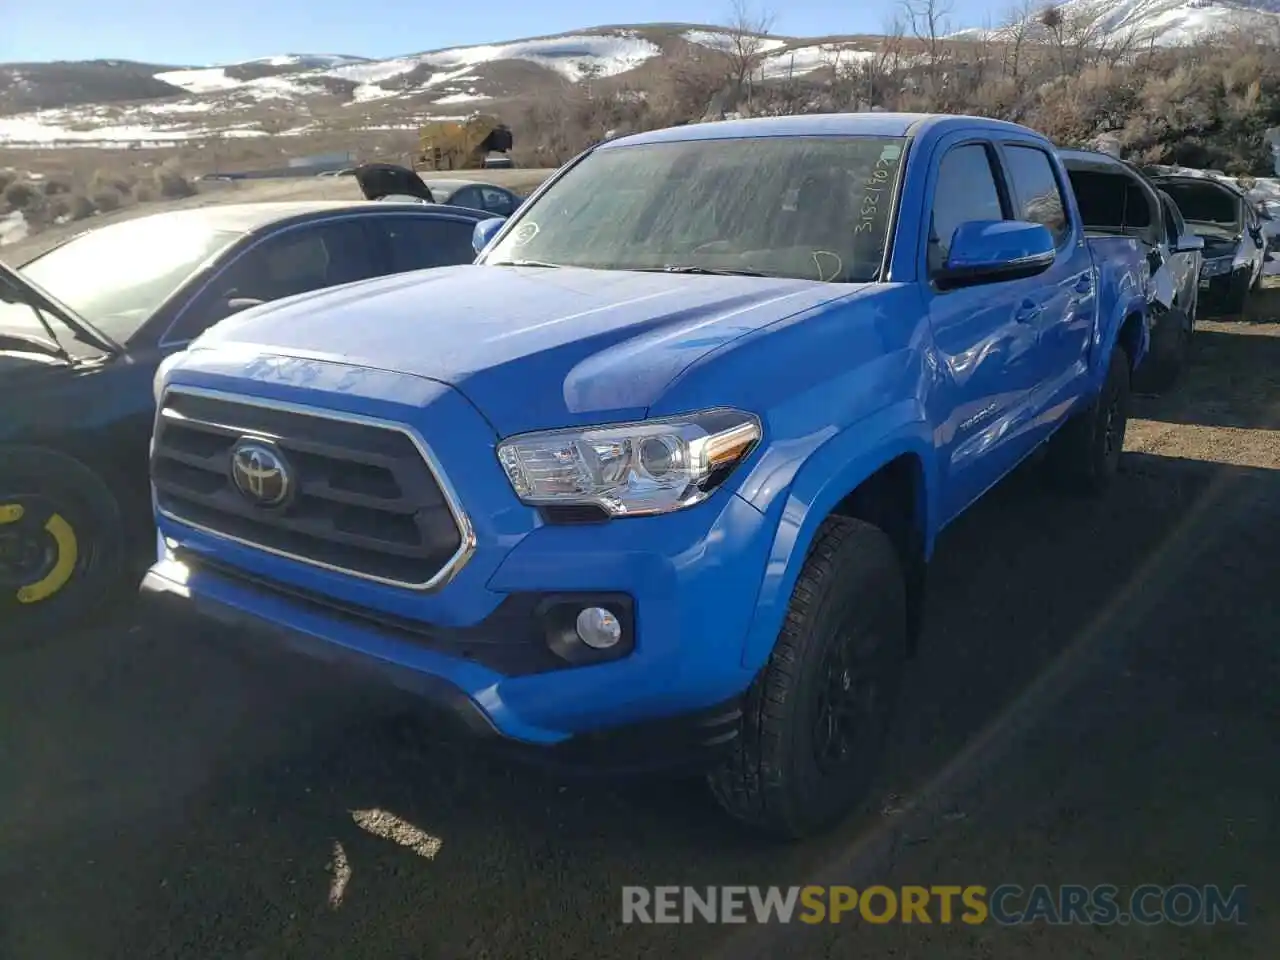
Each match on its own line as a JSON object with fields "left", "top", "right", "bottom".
{"left": 1, "top": 296, "right": 1277, "bottom": 957}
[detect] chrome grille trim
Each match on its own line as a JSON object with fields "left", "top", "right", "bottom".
{"left": 152, "top": 384, "right": 476, "bottom": 591}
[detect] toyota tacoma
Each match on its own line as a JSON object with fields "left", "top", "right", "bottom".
{"left": 142, "top": 114, "right": 1150, "bottom": 838}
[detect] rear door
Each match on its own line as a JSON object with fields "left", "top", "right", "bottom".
{"left": 995, "top": 140, "right": 1096, "bottom": 430}
{"left": 370, "top": 213, "right": 481, "bottom": 273}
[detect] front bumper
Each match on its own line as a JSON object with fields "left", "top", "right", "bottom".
{"left": 147, "top": 480, "right": 776, "bottom": 768}
{"left": 141, "top": 557, "right": 746, "bottom": 774}
{"left": 1198, "top": 263, "right": 1251, "bottom": 316}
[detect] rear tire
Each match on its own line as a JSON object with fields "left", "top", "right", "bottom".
{"left": 1, "top": 446, "right": 126, "bottom": 646}
{"left": 707, "top": 516, "right": 907, "bottom": 839}
{"left": 1045, "top": 346, "right": 1131, "bottom": 496}
{"left": 1133, "top": 306, "right": 1190, "bottom": 395}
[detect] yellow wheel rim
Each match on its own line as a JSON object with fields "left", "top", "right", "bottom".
{"left": 1, "top": 504, "right": 80, "bottom": 605}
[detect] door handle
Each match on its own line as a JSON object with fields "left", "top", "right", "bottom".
{"left": 1074, "top": 273, "right": 1092, "bottom": 294}
{"left": 1014, "top": 299, "right": 1041, "bottom": 323}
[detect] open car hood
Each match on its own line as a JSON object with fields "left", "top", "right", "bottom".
{"left": 0, "top": 259, "right": 122, "bottom": 356}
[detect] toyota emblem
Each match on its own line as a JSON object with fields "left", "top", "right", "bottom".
{"left": 229, "top": 439, "right": 293, "bottom": 508}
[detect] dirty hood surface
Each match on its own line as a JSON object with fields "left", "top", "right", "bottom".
{"left": 191, "top": 264, "right": 856, "bottom": 434}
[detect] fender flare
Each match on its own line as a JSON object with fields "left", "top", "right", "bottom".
{"left": 1099, "top": 292, "right": 1149, "bottom": 375}
{"left": 737, "top": 399, "right": 936, "bottom": 673}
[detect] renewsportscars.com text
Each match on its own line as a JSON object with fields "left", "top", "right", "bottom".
{"left": 621, "top": 884, "right": 1247, "bottom": 926}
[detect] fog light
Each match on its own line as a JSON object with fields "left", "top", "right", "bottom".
{"left": 575, "top": 606, "right": 622, "bottom": 649}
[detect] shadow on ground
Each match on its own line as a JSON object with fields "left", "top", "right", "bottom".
{"left": 1134, "top": 326, "right": 1280, "bottom": 430}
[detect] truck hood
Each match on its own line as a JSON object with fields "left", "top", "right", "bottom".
{"left": 192, "top": 264, "right": 856, "bottom": 434}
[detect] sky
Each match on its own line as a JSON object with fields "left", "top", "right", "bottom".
{"left": 4, "top": 0, "right": 1005, "bottom": 66}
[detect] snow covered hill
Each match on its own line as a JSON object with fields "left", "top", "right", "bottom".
{"left": 0, "top": 25, "right": 885, "bottom": 146}
{"left": 953, "top": 0, "right": 1280, "bottom": 44}
{"left": 3, "top": 7, "right": 1279, "bottom": 148}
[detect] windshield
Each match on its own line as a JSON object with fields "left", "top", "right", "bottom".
{"left": 483, "top": 135, "right": 907, "bottom": 283}
{"left": 1159, "top": 181, "right": 1240, "bottom": 228}
{"left": 19, "top": 217, "right": 242, "bottom": 343}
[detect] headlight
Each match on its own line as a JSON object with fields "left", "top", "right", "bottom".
{"left": 496, "top": 409, "right": 761, "bottom": 517}
{"left": 1201, "top": 258, "right": 1233, "bottom": 279}
{"left": 153, "top": 352, "right": 185, "bottom": 403}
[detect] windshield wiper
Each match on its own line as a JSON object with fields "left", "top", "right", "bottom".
{"left": 488, "top": 259, "right": 563, "bottom": 268}
{"left": 0, "top": 331, "right": 66, "bottom": 358}
{"left": 644, "top": 264, "right": 768, "bottom": 278}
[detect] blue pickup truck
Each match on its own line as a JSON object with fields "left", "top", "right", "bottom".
{"left": 142, "top": 113, "right": 1150, "bottom": 838}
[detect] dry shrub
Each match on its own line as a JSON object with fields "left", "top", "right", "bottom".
{"left": 154, "top": 160, "right": 196, "bottom": 199}
{"left": 92, "top": 187, "right": 123, "bottom": 212}
{"left": 42, "top": 176, "right": 73, "bottom": 196}
{"left": 89, "top": 169, "right": 134, "bottom": 196}
{"left": 4, "top": 180, "right": 40, "bottom": 211}
{"left": 67, "top": 194, "right": 96, "bottom": 220}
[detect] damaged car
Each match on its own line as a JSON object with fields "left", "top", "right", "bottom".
{"left": 1147, "top": 171, "right": 1265, "bottom": 318}
{"left": 1059, "top": 148, "right": 1204, "bottom": 392}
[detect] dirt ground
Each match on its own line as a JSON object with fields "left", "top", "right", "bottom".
{"left": 1, "top": 299, "right": 1277, "bottom": 958}
{"left": 0, "top": 168, "right": 557, "bottom": 264}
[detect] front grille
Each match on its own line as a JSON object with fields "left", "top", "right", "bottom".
{"left": 152, "top": 387, "right": 470, "bottom": 589}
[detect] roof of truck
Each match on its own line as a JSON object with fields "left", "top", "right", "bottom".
{"left": 606, "top": 113, "right": 1043, "bottom": 148}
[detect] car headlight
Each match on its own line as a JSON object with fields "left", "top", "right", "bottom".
{"left": 1201, "top": 258, "right": 1233, "bottom": 278}
{"left": 496, "top": 409, "right": 762, "bottom": 517}
{"left": 153, "top": 352, "right": 185, "bottom": 404}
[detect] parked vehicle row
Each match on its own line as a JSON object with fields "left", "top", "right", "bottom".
{"left": 1057, "top": 149, "right": 1205, "bottom": 393}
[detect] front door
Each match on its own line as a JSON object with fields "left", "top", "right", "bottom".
{"left": 923, "top": 139, "right": 1045, "bottom": 523}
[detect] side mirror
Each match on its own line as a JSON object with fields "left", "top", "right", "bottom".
{"left": 1172, "top": 234, "right": 1204, "bottom": 254}
{"left": 226, "top": 297, "right": 266, "bottom": 314}
{"left": 934, "top": 220, "right": 1056, "bottom": 289}
{"left": 472, "top": 217, "right": 507, "bottom": 255}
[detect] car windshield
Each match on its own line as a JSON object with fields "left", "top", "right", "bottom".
{"left": 19, "top": 217, "right": 242, "bottom": 343}
{"left": 483, "top": 135, "right": 908, "bottom": 283}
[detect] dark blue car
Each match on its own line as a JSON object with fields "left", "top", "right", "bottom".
{"left": 0, "top": 199, "right": 494, "bottom": 639}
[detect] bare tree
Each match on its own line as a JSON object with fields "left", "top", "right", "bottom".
{"left": 722, "top": 0, "right": 777, "bottom": 105}
{"left": 1001, "top": 0, "right": 1040, "bottom": 79}
{"left": 901, "top": 0, "right": 954, "bottom": 78}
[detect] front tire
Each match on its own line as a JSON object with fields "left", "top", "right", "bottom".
{"left": 708, "top": 516, "right": 907, "bottom": 839}
{"left": 1046, "top": 345, "right": 1131, "bottom": 496}
{"left": 1, "top": 446, "right": 126, "bottom": 645}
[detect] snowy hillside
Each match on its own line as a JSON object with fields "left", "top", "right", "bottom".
{"left": 954, "top": 0, "right": 1280, "bottom": 43}
{"left": 3, "top": 7, "right": 1279, "bottom": 148}
{"left": 0, "top": 26, "right": 888, "bottom": 146}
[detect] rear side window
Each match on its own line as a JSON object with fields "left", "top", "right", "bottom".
{"left": 480, "top": 187, "right": 518, "bottom": 217}
{"left": 929, "top": 144, "right": 1005, "bottom": 274}
{"left": 1003, "top": 145, "right": 1070, "bottom": 247}
{"left": 379, "top": 216, "right": 478, "bottom": 272}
